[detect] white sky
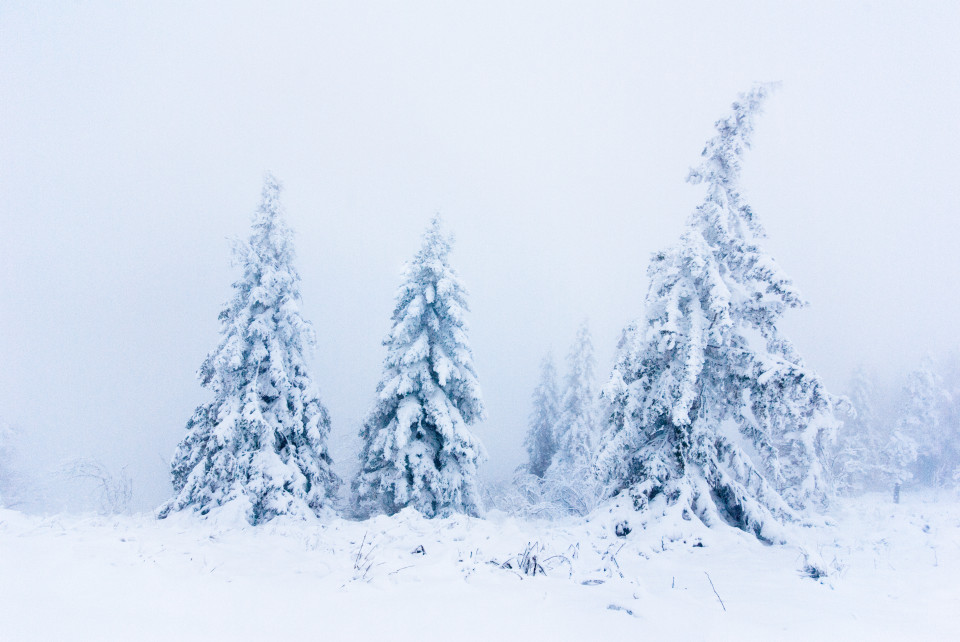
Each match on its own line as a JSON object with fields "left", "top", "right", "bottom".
{"left": 2, "top": 1, "right": 959, "bottom": 509}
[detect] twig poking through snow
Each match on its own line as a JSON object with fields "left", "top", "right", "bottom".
{"left": 354, "top": 532, "right": 367, "bottom": 570}
{"left": 388, "top": 565, "right": 414, "bottom": 576}
{"left": 349, "top": 531, "right": 379, "bottom": 583}
{"left": 607, "top": 604, "right": 634, "bottom": 616}
{"left": 704, "top": 572, "right": 726, "bottom": 612}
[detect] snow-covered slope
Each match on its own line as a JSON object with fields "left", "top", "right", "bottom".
{"left": 0, "top": 493, "right": 956, "bottom": 641}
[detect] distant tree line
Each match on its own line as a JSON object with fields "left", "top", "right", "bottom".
{"left": 826, "top": 358, "right": 960, "bottom": 502}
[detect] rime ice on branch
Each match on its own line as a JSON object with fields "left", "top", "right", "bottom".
{"left": 159, "top": 174, "right": 339, "bottom": 524}
{"left": 354, "top": 216, "right": 486, "bottom": 518}
{"left": 597, "top": 85, "right": 840, "bottom": 541}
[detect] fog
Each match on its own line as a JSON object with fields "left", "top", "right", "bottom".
{"left": 2, "top": 1, "right": 958, "bottom": 511}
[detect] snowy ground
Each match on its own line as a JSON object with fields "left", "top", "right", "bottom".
{"left": 1, "top": 492, "right": 957, "bottom": 641}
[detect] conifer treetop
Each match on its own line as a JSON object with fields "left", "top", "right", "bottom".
{"left": 379, "top": 215, "right": 484, "bottom": 423}
{"left": 686, "top": 83, "right": 803, "bottom": 332}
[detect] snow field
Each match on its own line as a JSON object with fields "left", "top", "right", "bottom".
{"left": 1, "top": 492, "right": 957, "bottom": 641}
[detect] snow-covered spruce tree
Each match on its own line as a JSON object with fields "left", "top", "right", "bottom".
{"left": 898, "top": 359, "right": 952, "bottom": 489}
{"left": 0, "top": 419, "right": 13, "bottom": 507}
{"left": 596, "top": 85, "right": 840, "bottom": 541}
{"left": 939, "top": 354, "right": 960, "bottom": 486}
{"left": 551, "top": 321, "right": 600, "bottom": 473}
{"left": 158, "top": 174, "right": 339, "bottom": 524}
{"left": 542, "top": 322, "right": 604, "bottom": 515}
{"left": 0, "top": 420, "right": 33, "bottom": 510}
{"left": 521, "top": 354, "right": 561, "bottom": 478}
{"left": 600, "top": 321, "right": 643, "bottom": 456}
{"left": 880, "top": 427, "right": 917, "bottom": 504}
{"left": 829, "top": 366, "right": 920, "bottom": 502}
{"left": 353, "top": 216, "right": 486, "bottom": 518}
{"left": 825, "top": 367, "right": 882, "bottom": 494}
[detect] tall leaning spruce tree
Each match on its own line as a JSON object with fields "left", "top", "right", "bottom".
{"left": 159, "top": 174, "right": 339, "bottom": 524}
{"left": 354, "top": 216, "right": 486, "bottom": 518}
{"left": 597, "top": 86, "right": 839, "bottom": 541}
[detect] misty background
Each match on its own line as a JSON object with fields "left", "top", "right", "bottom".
{"left": 1, "top": 1, "right": 958, "bottom": 511}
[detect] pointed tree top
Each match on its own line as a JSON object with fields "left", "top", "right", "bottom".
{"left": 569, "top": 320, "right": 594, "bottom": 364}
{"left": 416, "top": 214, "right": 453, "bottom": 262}
{"left": 574, "top": 318, "right": 591, "bottom": 341}
{"left": 687, "top": 82, "right": 780, "bottom": 188}
{"left": 255, "top": 172, "right": 283, "bottom": 221}
{"left": 262, "top": 170, "right": 281, "bottom": 194}
{"left": 248, "top": 172, "right": 293, "bottom": 263}
{"left": 540, "top": 351, "right": 556, "bottom": 370}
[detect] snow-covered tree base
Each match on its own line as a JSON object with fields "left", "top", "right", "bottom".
{"left": 159, "top": 489, "right": 339, "bottom": 527}
{"left": 621, "top": 475, "right": 790, "bottom": 545}
{"left": 613, "top": 433, "right": 794, "bottom": 544}
{"left": 354, "top": 451, "right": 484, "bottom": 520}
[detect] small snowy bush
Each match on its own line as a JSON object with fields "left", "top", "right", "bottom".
{"left": 63, "top": 458, "right": 133, "bottom": 515}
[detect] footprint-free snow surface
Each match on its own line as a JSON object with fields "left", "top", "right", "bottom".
{"left": 1, "top": 493, "right": 956, "bottom": 640}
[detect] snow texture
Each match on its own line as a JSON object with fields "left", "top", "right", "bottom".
{"left": 2, "top": 491, "right": 957, "bottom": 641}
{"left": 158, "top": 174, "right": 339, "bottom": 524}
{"left": 354, "top": 216, "right": 487, "bottom": 518}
